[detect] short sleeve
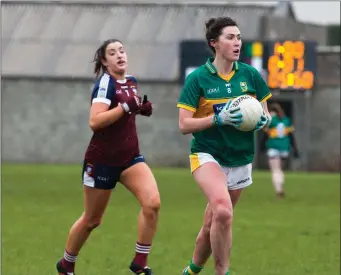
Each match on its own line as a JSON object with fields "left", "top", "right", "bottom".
{"left": 177, "top": 71, "right": 201, "bottom": 112}
{"left": 251, "top": 67, "right": 272, "bottom": 102}
{"left": 92, "top": 74, "right": 115, "bottom": 105}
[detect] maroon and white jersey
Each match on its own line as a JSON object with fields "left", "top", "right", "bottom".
{"left": 84, "top": 73, "right": 141, "bottom": 166}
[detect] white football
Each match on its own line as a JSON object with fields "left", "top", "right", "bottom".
{"left": 229, "top": 95, "right": 263, "bottom": 132}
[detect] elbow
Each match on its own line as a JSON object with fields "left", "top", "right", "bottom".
{"left": 179, "top": 121, "right": 190, "bottom": 135}
{"left": 180, "top": 129, "right": 189, "bottom": 135}
{"left": 89, "top": 119, "right": 100, "bottom": 132}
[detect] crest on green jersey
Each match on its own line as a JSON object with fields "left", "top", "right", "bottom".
{"left": 240, "top": 82, "right": 248, "bottom": 92}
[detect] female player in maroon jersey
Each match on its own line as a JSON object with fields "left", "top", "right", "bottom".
{"left": 56, "top": 39, "right": 160, "bottom": 275}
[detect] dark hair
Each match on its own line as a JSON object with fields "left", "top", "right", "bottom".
{"left": 269, "top": 103, "right": 285, "bottom": 118}
{"left": 205, "top": 17, "right": 238, "bottom": 54}
{"left": 93, "top": 39, "right": 122, "bottom": 77}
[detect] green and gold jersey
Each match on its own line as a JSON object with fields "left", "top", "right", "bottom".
{"left": 177, "top": 58, "right": 272, "bottom": 167}
{"left": 266, "top": 114, "right": 293, "bottom": 152}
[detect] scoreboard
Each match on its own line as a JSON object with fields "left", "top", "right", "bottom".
{"left": 180, "top": 40, "right": 317, "bottom": 91}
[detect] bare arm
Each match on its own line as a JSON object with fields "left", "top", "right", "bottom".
{"left": 89, "top": 103, "right": 124, "bottom": 131}
{"left": 179, "top": 108, "right": 215, "bottom": 135}
{"left": 262, "top": 101, "right": 272, "bottom": 125}
{"left": 262, "top": 100, "right": 270, "bottom": 115}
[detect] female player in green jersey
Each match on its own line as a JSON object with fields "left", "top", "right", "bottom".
{"left": 177, "top": 17, "right": 272, "bottom": 275}
{"left": 261, "top": 103, "right": 300, "bottom": 198}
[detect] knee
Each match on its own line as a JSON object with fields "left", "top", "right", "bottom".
{"left": 212, "top": 199, "right": 233, "bottom": 225}
{"left": 142, "top": 195, "right": 161, "bottom": 218}
{"left": 86, "top": 220, "right": 101, "bottom": 231}
{"left": 81, "top": 215, "right": 101, "bottom": 231}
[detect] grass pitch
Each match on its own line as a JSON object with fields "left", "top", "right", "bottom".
{"left": 2, "top": 164, "right": 340, "bottom": 275}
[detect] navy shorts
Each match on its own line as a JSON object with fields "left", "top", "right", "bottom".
{"left": 82, "top": 155, "right": 145, "bottom": 190}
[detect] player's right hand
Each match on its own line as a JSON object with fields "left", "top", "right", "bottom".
{"left": 213, "top": 101, "right": 243, "bottom": 127}
{"left": 120, "top": 95, "right": 141, "bottom": 113}
{"left": 254, "top": 113, "right": 269, "bottom": 131}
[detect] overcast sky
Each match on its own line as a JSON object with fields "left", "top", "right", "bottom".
{"left": 291, "top": 1, "right": 340, "bottom": 25}
{"left": 226, "top": 1, "right": 340, "bottom": 25}
{"left": 2, "top": 0, "right": 340, "bottom": 25}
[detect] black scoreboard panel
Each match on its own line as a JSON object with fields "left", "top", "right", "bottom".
{"left": 264, "top": 40, "right": 317, "bottom": 90}
{"left": 180, "top": 40, "right": 317, "bottom": 91}
{"left": 179, "top": 40, "right": 210, "bottom": 83}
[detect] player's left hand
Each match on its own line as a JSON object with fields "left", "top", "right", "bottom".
{"left": 140, "top": 95, "right": 153, "bottom": 117}
{"left": 254, "top": 113, "right": 269, "bottom": 131}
